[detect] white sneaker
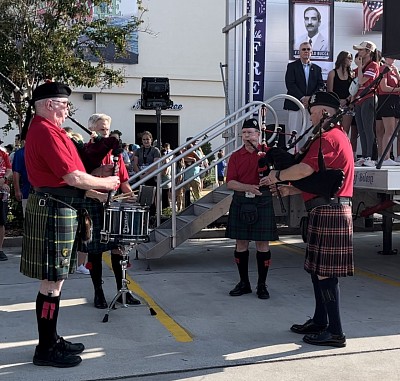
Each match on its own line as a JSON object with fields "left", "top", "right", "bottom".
{"left": 354, "top": 157, "right": 365, "bottom": 167}
{"left": 363, "top": 157, "right": 376, "bottom": 167}
{"left": 382, "top": 158, "right": 400, "bottom": 166}
{"left": 76, "top": 264, "right": 90, "bottom": 275}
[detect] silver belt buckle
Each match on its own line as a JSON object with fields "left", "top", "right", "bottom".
{"left": 245, "top": 192, "right": 255, "bottom": 198}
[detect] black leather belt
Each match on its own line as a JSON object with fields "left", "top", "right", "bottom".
{"left": 34, "top": 187, "right": 86, "bottom": 199}
{"left": 305, "top": 196, "right": 352, "bottom": 212}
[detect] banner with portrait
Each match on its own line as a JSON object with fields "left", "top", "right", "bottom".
{"left": 289, "top": 0, "right": 334, "bottom": 67}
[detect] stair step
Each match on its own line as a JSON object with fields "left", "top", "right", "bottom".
{"left": 137, "top": 188, "right": 232, "bottom": 259}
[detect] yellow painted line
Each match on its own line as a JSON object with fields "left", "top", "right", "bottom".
{"left": 355, "top": 268, "right": 400, "bottom": 287}
{"left": 278, "top": 240, "right": 400, "bottom": 287}
{"left": 102, "top": 252, "right": 193, "bottom": 343}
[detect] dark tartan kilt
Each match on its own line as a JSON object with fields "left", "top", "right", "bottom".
{"left": 69, "top": 197, "right": 111, "bottom": 254}
{"left": 304, "top": 204, "right": 354, "bottom": 277}
{"left": 20, "top": 193, "right": 79, "bottom": 281}
{"left": 225, "top": 194, "right": 278, "bottom": 241}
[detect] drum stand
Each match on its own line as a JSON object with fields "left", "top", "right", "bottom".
{"left": 102, "top": 244, "right": 141, "bottom": 323}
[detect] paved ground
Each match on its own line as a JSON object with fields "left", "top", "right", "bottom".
{"left": 1, "top": 231, "right": 400, "bottom": 381}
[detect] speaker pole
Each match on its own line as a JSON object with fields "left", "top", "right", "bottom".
{"left": 156, "top": 106, "right": 162, "bottom": 150}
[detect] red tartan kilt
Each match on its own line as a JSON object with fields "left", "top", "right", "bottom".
{"left": 305, "top": 204, "right": 354, "bottom": 277}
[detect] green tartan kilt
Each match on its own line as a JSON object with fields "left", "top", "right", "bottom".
{"left": 225, "top": 194, "right": 279, "bottom": 241}
{"left": 20, "top": 194, "right": 79, "bottom": 281}
{"left": 70, "top": 197, "right": 111, "bottom": 254}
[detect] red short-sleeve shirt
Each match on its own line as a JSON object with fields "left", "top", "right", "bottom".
{"left": 300, "top": 125, "right": 354, "bottom": 202}
{"left": 226, "top": 145, "right": 265, "bottom": 185}
{"left": 355, "top": 61, "right": 379, "bottom": 103}
{"left": 0, "top": 150, "right": 12, "bottom": 177}
{"left": 25, "top": 116, "right": 86, "bottom": 187}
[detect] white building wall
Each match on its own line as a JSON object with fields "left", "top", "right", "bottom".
{"left": 1, "top": 0, "right": 226, "bottom": 147}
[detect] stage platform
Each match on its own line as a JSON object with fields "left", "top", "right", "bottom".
{"left": 353, "top": 166, "right": 400, "bottom": 255}
{"left": 354, "top": 166, "right": 400, "bottom": 192}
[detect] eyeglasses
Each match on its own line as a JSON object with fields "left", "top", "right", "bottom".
{"left": 51, "top": 100, "right": 70, "bottom": 108}
{"left": 301, "top": 48, "right": 311, "bottom": 51}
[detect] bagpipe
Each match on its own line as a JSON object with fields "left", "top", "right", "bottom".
{"left": 67, "top": 122, "right": 121, "bottom": 173}
{"left": 257, "top": 105, "right": 346, "bottom": 199}
{"left": 0, "top": 72, "right": 119, "bottom": 173}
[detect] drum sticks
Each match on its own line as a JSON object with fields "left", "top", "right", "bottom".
{"left": 112, "top": 190, "right": 138, "bottom": 202}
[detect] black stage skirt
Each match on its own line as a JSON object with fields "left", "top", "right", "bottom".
{"left": 225, "top": 193, "right": 278, "bottom": 242}
{"left": 377, "top": 94, "right": 400, "bottom": 119}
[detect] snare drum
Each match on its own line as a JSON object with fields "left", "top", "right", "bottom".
{"left": 101, "top": 202, "right": 149, "bottom": 243}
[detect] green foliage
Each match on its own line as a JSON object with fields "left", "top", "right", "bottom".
{"left": 0, "top": 0, "right": 146, "bottom": 134}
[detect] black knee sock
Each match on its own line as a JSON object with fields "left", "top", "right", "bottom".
{"left": 88, "top": 252, "right": 103, "bottom": 290}
{"left": 36, "top": 292, "right": 60, "bottom": 351}
{"left": 234, "top": 250, "right": 249, "bottom": 283}
{"left": 256, "top": 250, "right": 271, "bottom": 285}
{"left": 319, "top": 277, "right": 343, "bottom": 335}
{"left": 111, "top": 253, "right": 123, "bottom": 291}
{"left": 311, "top": 274, "right": 328, "bottom": 326}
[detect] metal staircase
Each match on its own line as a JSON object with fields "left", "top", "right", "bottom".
{"left": 137, "top": 184, "right": 232, "bottom": 259}
{"left": 128, "top": 95, "right": 306, "bottom": 260}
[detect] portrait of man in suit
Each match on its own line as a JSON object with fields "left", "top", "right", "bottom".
{"left": 295, "top": 6, "right": 329, "bottom": 53}
{"left": 284, "top": 41, "right": 324, "bottom": 150}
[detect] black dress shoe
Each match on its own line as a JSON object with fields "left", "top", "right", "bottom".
{"left": 303, "top": 331, "right": 346, "bottom": 348}
{"left": 117, "top": 293, "right": 141, "bottom": 305}
{"left": 94, "top": 288, "right": 108, "bottom": 309}
{"left": 290, "top": 319, "right": 327, "bottom": 335}
{"left": 229, "top": 281, "right": 252, "bottom": 296}
{"left": 33, "top": 345, "right": 82, "bottom": 368}
{"left": 55, "top": 337, "right": 85, "bottom": 355}
{"left": 256, "top": 283, "right": 270, "bottom": 299}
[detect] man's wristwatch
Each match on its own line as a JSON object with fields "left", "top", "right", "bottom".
{"left": 275, "top": 170, "right": 281, "bottom": 182}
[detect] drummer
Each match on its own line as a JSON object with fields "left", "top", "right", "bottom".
{"left": 74, "top": 113, "right": 140, "bottom": 309}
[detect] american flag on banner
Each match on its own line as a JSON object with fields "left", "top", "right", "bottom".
{"left": 363, "top": 0, "right": 383, "bottom": 32}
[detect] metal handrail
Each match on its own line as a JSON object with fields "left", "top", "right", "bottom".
{"left": 128, "top": 94, "right": 306, "bottom": 246}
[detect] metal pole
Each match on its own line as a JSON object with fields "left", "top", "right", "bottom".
{"left": 248, "top": 0, "right": 255, "bottom": 104}
{"left": 171, "top": 162, "right": 177, "bottom": 249}
{"left": 156, "top": 107, "right": 162, "bottom": 150}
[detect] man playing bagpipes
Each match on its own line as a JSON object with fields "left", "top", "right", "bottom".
{"left": 225, "top": 118, "right": 279, "bottom": 300}
{"left": 264, "top": 91, "right": 354, "bottom": 348}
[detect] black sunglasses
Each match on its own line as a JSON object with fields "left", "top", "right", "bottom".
{"left": 301, "top": 48, "right": 311, "bottom": 51}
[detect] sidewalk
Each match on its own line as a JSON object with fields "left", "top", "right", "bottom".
{"left": 1, "top": 232, "right": 400, "bottom": 381}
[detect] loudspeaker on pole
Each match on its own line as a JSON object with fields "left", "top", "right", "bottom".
{"left": 382, "top": 0, "right": 400, "bottom": 59}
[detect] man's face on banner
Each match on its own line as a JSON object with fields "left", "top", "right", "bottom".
{"left": 304, "top": 9, "right": 320, "bottom": 35}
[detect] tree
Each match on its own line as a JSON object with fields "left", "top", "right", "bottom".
{"left": 0, "top": 0, "right": 146, "bottom": 133}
